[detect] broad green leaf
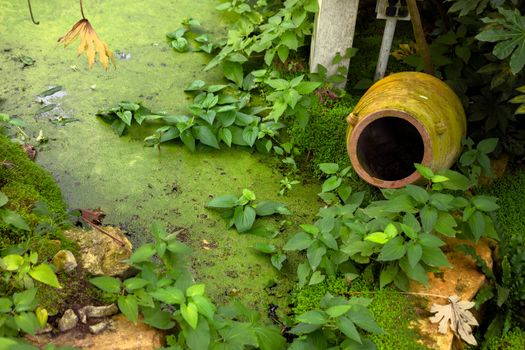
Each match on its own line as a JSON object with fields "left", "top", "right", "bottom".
{"left": 0, "top": 297, "right": 13, "bottom": 313}
{"left": 90, "top": 276, "right": 121, "bottom": 294}
{"left": 233, "top": 206, "right": 256, "bottom": 233}
{"left": 253, "top": 324, "right": 287, "bottom": 350}
{"left": 308, "top": 270, "right": 325, "bottom": 285}
{"left": 404, "top": 184, "right": 429, "bottom": 204}
{"left": 431, "top": 175, "right": 449, "bottom": 183}
{"left": 296, "top": 310, "right": 328, "bottom": 325}
{"left": 364, "top": 232, "right": 389, "bottom": 244}
{"left": 254, "top": 243, "right": 277, "bottom": 254}
{"left": 194, "top": 125, "right": 220, "bottom": 149}
{"left": 1, "top": 254, "right": 24, "bottom": 271}
{"left": 472, "top": 196, "right": 499, "bottom": 212}
{"left": 468, "top": 211, "right": 486, "bottom": 241}
{"left": 207, "top": 195, "right": 238, "bottom": 208}
{"left": 434, "top": 212, "right": 457, "bottom": 237}
{"left": 35, "top": 306, "right": 48, "bottom": 327}
{"left": 149, "top": 286, "right": 185, "bottom": 304}
{"left": 118, "top": 295, "right": 139, "bottom": 324}
{"left": 13, "top": 289, "right": 37, "bottom": 312}
{"left": 418, "top": 233, "right": 445, "bottom": 248}
{"left": 186, "top": 284, "right": 205, "bottom": 297}
{"left": 14, "top": 312, "right": 40, "bottom": 335}
{"left": 183, "top": 314, "right": 210, "bottom": 350}
{"left": 271, "top": 253, "right": 287, "bottom": 270}
{"left": 420, "top": 205, "right": 438, "bottom": 233}
{"left": 283, "top": 232, "right": 313, "bottom": 251}
{"left": 407, "top": 242, "right": 423, "bottom": 268}
{"left": 377, "top": 236, "right": 406, "bottom": 261}
{"left": 142, "top": 307, "right": 176, "bottom": 330}
{"left": 223, "top": 61, "right": 243, "bottom": 87}
{"left": 336, "top": 316, "right": 362, "bottom": 343}
{"left": 1, "top": 210, "right": 30, "bottom": 231}
{"left": 123, "top": 277, "right": 149, "bottom": 291}
{"left": 29, "top": 263, "right": 61, "bottom": 288}
{"left": 322, "top": 176, "right": 342, "bottom": 193}
{"left": 297, "top": 262, "right": 310, "bottom": 288}
{"left": 379, "top": 264, "right": 399, "bottom": 289}
{"left": 421, "top": 246, "right": 450, "bottom": 267}
{"left": 254, "top": 201, "right": 288, "bottom": 216}
{"left": 326, "top": 304, "right": 352, "bottom": 318}
{"left": 0, "top": 192, "right": 7, "bottom": 207}
{"left": 399, "top": 257, "right": 428, "bottom": 284}
{"left": 181, "top": 129, "right": 196, "bottom": 152}
{"left": 295, "top": 81, "right": 321, "bottom": 95}
{"left": 129, "top": 243, "right": 156, "bottom": 263}
{"left": 307, "top": 243, "right": 326, "bottom": 270}
{"left": 181, "top": 302, "right": 199, "bottom": 329}
{"left": 414, "top": 163, "right": 434, "bottom": 179}
{"left": 219, "top": 128, "right": 232, "bottom": 147}
{"left": 192, "top": 295, "right": 216, "bottom": 320}
{"left": 348, "top": 305, "right": 384, "bottom": 334}
{"left": 185, "top": 80, "right": 206, "bottom": 91}
{"left": 477, "top": 138, "right": 498, "bottom": 154}
{"left": 300, "top": 224, "right": 319, "bottom": 236}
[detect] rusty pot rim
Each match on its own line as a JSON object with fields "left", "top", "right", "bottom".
{"left": 348, "top": 109, "right": 433, "bottom": 188}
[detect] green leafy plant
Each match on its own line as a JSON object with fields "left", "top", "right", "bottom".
{"left": 289, "top": 292, "right": 383, "bottom": 348}
{"left": 476, "top": 8, "right": 525, "bottom": 75}
{"left": 166, "top": 18, "right": 214, "bottom": 54}
{"left": 317, "top": 163, "right": 360, "bottom": 205}
{"left": 0, "top": 249, "right": 61, "bottom": 337}
{"left": 89, "top": 223, "right": 287, "bottom": 350}
{"left": 284, "top": 161, "right": 499, "bottom": 291}
{"left": 206, "top": 189, "right": 291, "bottom": 233}
{"left": 96, "top": 101, "right": 154, "bottom": 136}
{"left": 458, "top": 137, "right": 498, "bottom": 181}
{"left": 253, "top": 242, "right": 287, "bottom": 270}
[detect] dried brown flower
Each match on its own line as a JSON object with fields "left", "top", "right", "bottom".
{"left": 58, "top": 19, "right": 115, "bottom": 70}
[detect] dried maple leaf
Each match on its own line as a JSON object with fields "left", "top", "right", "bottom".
{"left": 429, "top": 295, "right": 479, "bottom": 346}
{"left": 58, "top": 19, "right": 115, "bottom": 70}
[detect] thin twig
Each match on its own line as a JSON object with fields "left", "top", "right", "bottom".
{"left": 79, "top": 0, "right": 86, "bottom": 19}
{"left": 27, "top": 0, "right": 40, "bottom": 25}
{"left": 407, "top": 0, "right": 434, "bottom": 75}
{"left": 82, "top": 217, "right": 127, "bottom": 247}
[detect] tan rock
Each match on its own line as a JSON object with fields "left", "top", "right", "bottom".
{"left": 52, "top": 250, "right": 77, "bottom": 273}
{"left": 26, "top": 314, "right": 165, "bottom": 350}
{"left": 411, "top": 238, "right": 493, "bottom": 350}
{"left": 63, "top": 227, "right": 132, "bottom": 276}
{"left": 58, "top": 309, "right": 78, "bottom": 332}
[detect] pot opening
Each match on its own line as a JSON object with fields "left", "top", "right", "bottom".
{"left": 356, "top": 117, "right": 425, "bottom": 181}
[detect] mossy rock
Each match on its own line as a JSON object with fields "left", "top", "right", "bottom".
{"left": 292, "top": 277, "right": 430, "bottom": 349}
{"left": 0, "top": 134, "right": 67, "bottom": 245}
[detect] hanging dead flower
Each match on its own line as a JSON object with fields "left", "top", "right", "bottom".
{"left": 58, "top": 18, "right": 115, "bottom": 70}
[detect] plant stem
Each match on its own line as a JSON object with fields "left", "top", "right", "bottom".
{"left": 80, "top": 0, "right": 86, "bottom": 19}
{"left": 27, "top": 0, "right": 40, "bottom": 25}
{"left": 406, "top": 0, "right": 434, "bottom": 75}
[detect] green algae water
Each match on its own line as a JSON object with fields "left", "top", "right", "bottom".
{"left": 0, "top": 0, "right": 320, "bottom": 310}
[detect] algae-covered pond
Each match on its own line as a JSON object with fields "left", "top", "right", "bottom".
{"left": 0, "top": 0, "right": 320, "bottom": 308}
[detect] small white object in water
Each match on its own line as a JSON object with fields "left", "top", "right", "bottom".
{"left": 419, "top": 95, "right": 429, "bottom": 100}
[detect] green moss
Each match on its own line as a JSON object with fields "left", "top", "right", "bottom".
{"left": 487, "top": 327, "right": 525, "bottom": 350}
{"left": 292, "top": 96, "right": 355, "bottom": 175}
{"left": 0, "top": 134, "right": 67, "bottom": 245}
{"left": 484, "top": 168, "right": 525, "bottom": 241}
{"left": 292, "top": 277, "right": 429, "bottom": 349}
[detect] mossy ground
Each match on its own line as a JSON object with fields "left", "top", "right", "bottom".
{"left": 0, "top": 134, "right": 67, "bottom": 246}
{"left": 486, "top": 327, "right": 525, "bottom": 350}
{"left": 292, "top": 277, "right": 430, "bottom": 350}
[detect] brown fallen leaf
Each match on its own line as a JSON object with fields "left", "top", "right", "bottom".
{"left": 58, "top": 19, "right": 116, "bottom": 70}
{"left": 429, "top": 295, "right": 479, "bottom": 346}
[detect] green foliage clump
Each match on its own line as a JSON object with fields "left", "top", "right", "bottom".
{"left": 292, "top": 277, "right": 429, "bottom": 350}
{"left": 486, "top": 327, "right": 525, "bottom": 350}
{"left": 291, "top": 96, "right": 357, "bottom": 177}
{"left": 0, "top": 134, "right": 67, "bottom": 245}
